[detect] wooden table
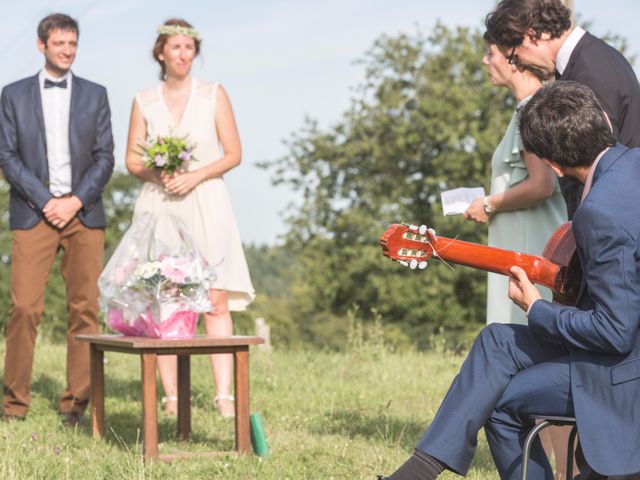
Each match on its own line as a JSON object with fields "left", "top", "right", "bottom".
{"left": 76, "top": 334, "right": 264, "bottom": 463}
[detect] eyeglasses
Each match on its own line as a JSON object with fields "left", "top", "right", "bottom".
{"left": 507, "top": 45, "right": 517, "bottom": 65}
{"left": 506, "top": 45, "right": 526, "bottom": 73}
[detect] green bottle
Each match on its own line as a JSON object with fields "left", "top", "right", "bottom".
{"left": 250, "top": 412, "right": 270, "bottom": 457}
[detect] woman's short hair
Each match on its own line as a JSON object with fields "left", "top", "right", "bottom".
{"left": 518, "top": 81, "right": 616, "bottom": 168}
{"left": 153, "top": 18, "right": 201, "bottom": 80}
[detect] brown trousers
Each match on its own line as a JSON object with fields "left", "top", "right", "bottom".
{"left": 2, "top": 218, "right": 104, "bottom": 417}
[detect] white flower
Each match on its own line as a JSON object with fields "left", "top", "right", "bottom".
{"left": 133, "top": 261, "right": 162, "bottom": 280}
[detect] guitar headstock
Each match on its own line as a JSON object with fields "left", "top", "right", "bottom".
{"left": 380, "top": 223, "right": 438, "bottom": 269}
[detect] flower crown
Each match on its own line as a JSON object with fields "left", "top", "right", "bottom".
{"left": 157, "top": 24, "right": 201, "bottom": 41}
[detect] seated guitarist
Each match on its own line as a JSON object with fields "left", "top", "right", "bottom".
{"left": 380, "top": 81, "right": 640, "bottom": 480}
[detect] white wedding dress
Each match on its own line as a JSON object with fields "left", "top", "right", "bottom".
{"left": 132, "top": 78, "right": 255, "bottom": 311}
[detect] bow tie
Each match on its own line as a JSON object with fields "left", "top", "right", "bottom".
{"left": 44, "top": 78, "right": 68, "bottom": 89}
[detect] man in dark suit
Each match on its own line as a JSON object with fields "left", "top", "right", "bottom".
{"left": 484, "top": 0, "right": 640, "bottom": 219}
{"left": 0, "top": 14, "right": 114, "bottom": 425}
{"left": 380, "top": 82, "right": 640, "bottom": 479}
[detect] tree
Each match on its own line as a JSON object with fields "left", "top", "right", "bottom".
{"left": 263, "top": 24, "right": 513, "bottom": 349}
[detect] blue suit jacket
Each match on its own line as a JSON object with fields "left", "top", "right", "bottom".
{"left": 529, "top": 144, "right": 640, "bottom": 475}
{"left": 0, "top": 73, "right": 114, "bottom": 229}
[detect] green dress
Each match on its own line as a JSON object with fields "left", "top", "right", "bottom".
{"left": 486, "top": 99, "right": 567, "bottom": 325}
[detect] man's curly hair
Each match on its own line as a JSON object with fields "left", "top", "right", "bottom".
{"left": 484, "top": 0, "right": 571, "bottom": 47}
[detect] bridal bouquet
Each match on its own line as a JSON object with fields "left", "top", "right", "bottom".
{"left": 100, "top": 213, "right": 215, "bottom": 339}
{"left": 138, "top": 134, "right": 196, "bottom": 175}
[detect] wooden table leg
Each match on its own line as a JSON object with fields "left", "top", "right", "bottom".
{"left": 234, "top": 347, "right": 251, "bottom": 454}
{"left": 141, "top": 353, "right": 158, "bottom": 462}
{"left": 177, "top": 354, "right": 191, "bottom": 441}
{"left": 89, "top": 344, "right": 104, "bottom": 438}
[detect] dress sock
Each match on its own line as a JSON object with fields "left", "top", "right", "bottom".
{"left": 387, "top": 449, "right": 445, "bottom": 480}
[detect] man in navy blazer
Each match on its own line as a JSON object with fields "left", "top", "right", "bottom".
{"left": 0, "top": 14, "right": 114, "bottom": 425}
{"left": 381, "top": 83, "right": 640, "bottom": 479}
{"left": 484, "top": 0, "right": 640, "bottom": 220}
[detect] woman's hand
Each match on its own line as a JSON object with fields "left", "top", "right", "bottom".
{"left": 162, "top": 170, "right": 203, "bottom": 196}
{"left": 463, "top": 197, "right": 491, "bottom": 224}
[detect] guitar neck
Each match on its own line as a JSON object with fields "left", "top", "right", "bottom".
{"left": 432, "top": 236, "right": 561, "bottom": 290}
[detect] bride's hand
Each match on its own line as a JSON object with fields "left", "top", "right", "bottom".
{"left": 163, "top": 170, "right": 203, "bottom": 196}
{"left": 151, "top": 169, "right": 165, "bottom": 187}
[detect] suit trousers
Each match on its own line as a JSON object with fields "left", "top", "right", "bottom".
{"left": 2, "top": 218, "right": 103, "bottom": 417}
{"left": 416, "top": 323, "right": 573, "bottom": 480}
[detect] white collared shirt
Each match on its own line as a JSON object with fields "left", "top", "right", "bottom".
{"left": 580, "top": 147, "right": 610, "bottom": 202}
{"left": 556, "top": 25, "right": 586, "bottom": 76}
{"left": 39, "top": 69, "right": 72, "bottom": 196}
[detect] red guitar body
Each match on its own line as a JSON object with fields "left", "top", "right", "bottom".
{"left": 380, "top": 222, "right": 581, "bottom": 306}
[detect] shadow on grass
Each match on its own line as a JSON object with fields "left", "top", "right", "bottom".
{"left": 99, "top": 407, "right": 235, "bottom": 454}
{"left": 312, "top": 409, "right": 496, "bottom": 471}
{"left": 31, "top": 373, "right": 63, "bottom": 411}
{"left": 24, "top": 368, "right": 237, "bottom": 454}
{"left": 311, "top": 409, "right": 427, "bottom": 450}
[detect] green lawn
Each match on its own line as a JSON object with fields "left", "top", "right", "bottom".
{"left": 0, "top": 340, "right": 499, "bottom": 479}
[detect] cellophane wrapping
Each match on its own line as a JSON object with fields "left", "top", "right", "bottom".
{"left": 99, "top": 212, "right": 216, "bottom": 338}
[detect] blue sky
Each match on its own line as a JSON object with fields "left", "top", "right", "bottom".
{"left": 1, "top": 1, "right": 639, "bottom": 244}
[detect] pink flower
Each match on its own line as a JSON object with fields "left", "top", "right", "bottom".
{"left": 161, "top": 265, "right": 188, "bottom": 283}
{"left": 160, "top": 256, "right": 190, "bottom": 283}
{"left": 155, "top": 154, "right": 166, "bottom": 167}
{"left": 114, "top": 266, "right": 128, "bottom": 284}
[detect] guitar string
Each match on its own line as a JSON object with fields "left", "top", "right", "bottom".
{"left": 425, "top": 234, "right": 459, "bottom": 271}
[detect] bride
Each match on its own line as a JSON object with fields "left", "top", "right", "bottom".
{"left": 125, "top": 18, "right": 255, "bottom": 418}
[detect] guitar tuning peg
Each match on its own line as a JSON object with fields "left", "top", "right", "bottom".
{"left": 409, "top": 259, "right": 418, "bottom": 270}
{"left": 428, "top": 228, "right": 436, "bottom": 237}
{"left": 408, "top": 224, "right": 419, "bottom": 231}
{"left": 399, "top": 261, "right": 409, "bottom": 267}
{"left": 418, "top": 225, "right": 427, "bottom": 235}
{"left": 418, "top": 261, "right": 428, "bottom": 270}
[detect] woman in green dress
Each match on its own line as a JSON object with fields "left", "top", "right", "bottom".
{"left": 464, "top": 42, "right": 572, "bottom": 479}
{"left": 463, "top": 43, "right": 566, "bottom": 326}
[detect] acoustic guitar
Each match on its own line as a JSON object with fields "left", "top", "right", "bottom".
{"left": 380, "top": 222, "right": 582, "bottom": 306}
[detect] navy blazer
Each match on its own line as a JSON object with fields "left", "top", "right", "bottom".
{"left": 529, "top": 144, "right": 640, "bottom": 476}
{"left": 0, "top": 73, "right": 114, "bottom": 230}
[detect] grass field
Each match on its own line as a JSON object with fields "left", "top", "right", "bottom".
{"left": 0, "top": 338, "right": 500, "bottom": 479}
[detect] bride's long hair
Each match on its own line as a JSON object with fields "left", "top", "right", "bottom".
{"left": 153, "top": 18, "right": 202, "bottom": 80}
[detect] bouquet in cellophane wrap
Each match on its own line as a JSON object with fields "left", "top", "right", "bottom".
{"left": 99, "top": 212, "right": 216, "bottom": 339}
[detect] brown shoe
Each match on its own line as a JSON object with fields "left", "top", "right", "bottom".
{"left": 1, "top": 414, "right": 26, "bottom": 423}
{"left": 62, "top": 411, "right": 83, "bottom": 427}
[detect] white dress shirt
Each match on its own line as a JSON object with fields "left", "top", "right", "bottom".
{"left": 556, "top": 25, "right": 586, "bottom": 76}
{"left": 39, "top": 69, "right": 72, "bottom": 196}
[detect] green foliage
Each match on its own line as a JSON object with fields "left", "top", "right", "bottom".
{"left": 261, "top": 24, "right": 513, "bottom": 349}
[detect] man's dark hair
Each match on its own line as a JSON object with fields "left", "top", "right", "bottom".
{"left": 519, "top": 81, "right": 616, "bottom": 168}
{"left": 484, "top": 0, "right": 571, "bottom": 47}
{"left": 37, "top": 13, "right": 79, "bottom": 44}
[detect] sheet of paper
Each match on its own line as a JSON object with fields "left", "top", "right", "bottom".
{"left": 440, "top": 187, "right": 485, "bottom": 216}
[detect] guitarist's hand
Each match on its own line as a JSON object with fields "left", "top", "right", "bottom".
{"left": 508, "top": 266, "right": 542, "bottom": 312}
{"left": 463, "top": 198, "right": 490, "bottom": 224}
